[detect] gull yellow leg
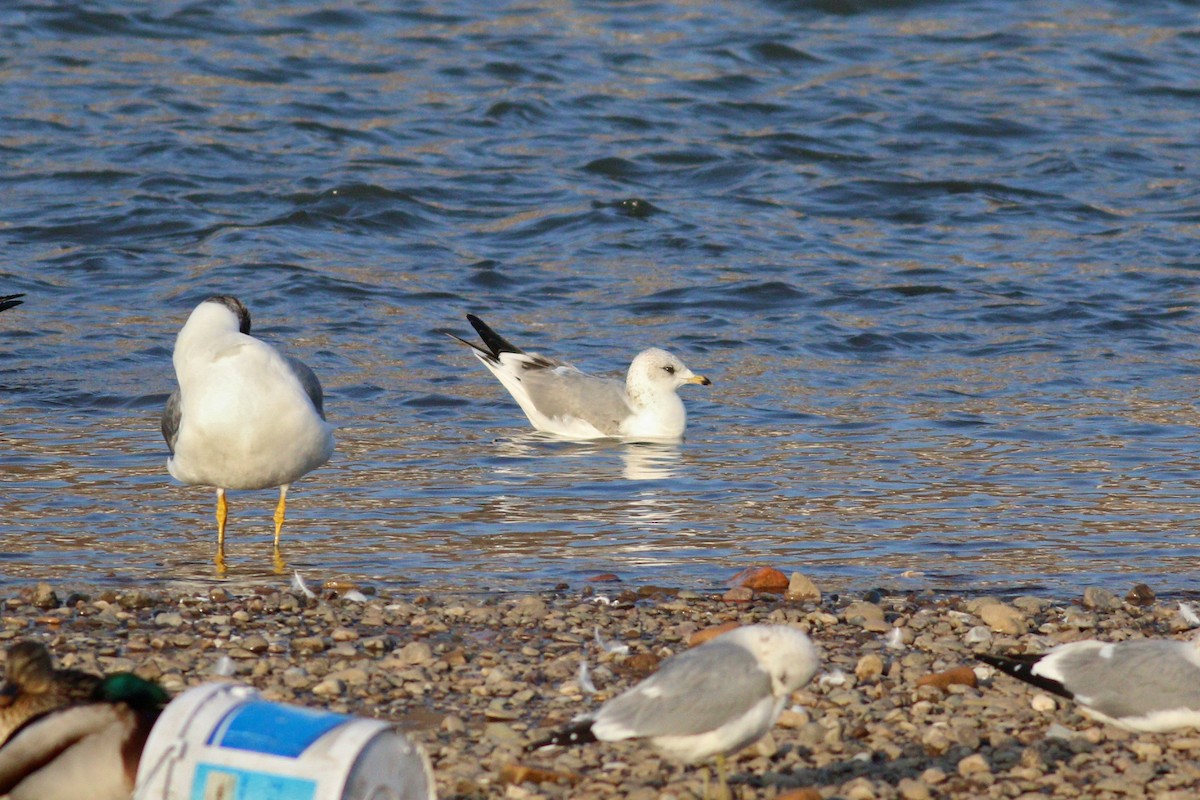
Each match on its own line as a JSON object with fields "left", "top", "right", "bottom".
{"left": 215, "top": 488, "right": 228, "bottom": 575}
{"left": 272, "top": 484, "right": 289, "bottom": 574}
{"left": 714, "top": 754, "right": 730, "bottom": 800}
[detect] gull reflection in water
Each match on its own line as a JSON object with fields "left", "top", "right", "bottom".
{"left": 620, "top": 441, "right": 681, "bottom": 481}
{"left": 487, "top": 434, "right": 681, "bottom": 482}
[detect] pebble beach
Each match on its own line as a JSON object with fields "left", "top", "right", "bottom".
{"left": 6, "top": 573, "right": 1199, "bottom": 799}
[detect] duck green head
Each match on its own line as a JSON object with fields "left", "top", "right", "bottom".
{"left": 94, "top": 673, "right": 170, "bottom": 711}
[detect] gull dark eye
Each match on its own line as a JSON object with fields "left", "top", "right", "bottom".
{"left": 663, "top": 365, "right": 676, "bottom": 375}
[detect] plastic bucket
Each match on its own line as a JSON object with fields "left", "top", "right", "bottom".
{"left": 134, "top": 681, "right": 436, "bottom": 800}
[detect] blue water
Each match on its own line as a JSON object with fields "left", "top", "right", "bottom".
{"left": 3, "top": 1, "right": 1200, "bottom": 595}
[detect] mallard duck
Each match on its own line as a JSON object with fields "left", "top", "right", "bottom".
{"left": 0, "top": 640, "right": 102, "bottom": 745}
{"left": 0, "top": 671, "right": 169, "bottom": 800}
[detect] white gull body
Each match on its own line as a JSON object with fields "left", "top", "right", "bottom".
{"left": 533, "top": 624, "right": 819, "bottom": 763}
{"left": 981, "top": 637, "right": 1200, "bottom": 732}
{"left": 162, "top": 296, "right": 333, "bottom": 566}
{"left": 451, "top": 314, "right": 710, "bottom": 441}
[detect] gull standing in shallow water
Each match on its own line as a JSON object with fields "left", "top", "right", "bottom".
{"left": 162, "top": 296, "right": 334, "bottom": 573}
{"left": 449, "top": 314, "right": 711, "bottom": 440}
{"left": 529, "top": 625, "right": 819, "bottom": 796}
{"left": 980, "top": 638, "right": 1200, "bottom": 731}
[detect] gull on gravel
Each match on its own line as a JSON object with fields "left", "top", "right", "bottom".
{"left": 162, "top": 295, "right": 334, "bottom": 573}
{"left": 529, "top": 625, "right": 819, "bottom": 795}
{"left": 449, "top": 314, "right": 710, "bottom": 441}
{"left": 980, "top": 638, "right": 1200, "bottom": 731}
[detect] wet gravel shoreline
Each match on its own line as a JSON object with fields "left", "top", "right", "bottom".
{"left": 4, "top": 575, "right": 1199, "bottom": 799}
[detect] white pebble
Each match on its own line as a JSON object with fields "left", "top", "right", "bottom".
{"left": 963, "top": 625, "right": 992, "bottom": 644}
{"left": 1031, "top": 693, "right": 1057, "bottom": 713}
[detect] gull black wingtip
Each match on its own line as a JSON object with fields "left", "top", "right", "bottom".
{"left": 466, "top": 314, "right": 525, "bottom": 357}
{"left": 977, "top": 652, "right": 1074, "bottom": 700}
{"left": 525, "top": 719, "right": 596, "bottom": 752}
{"left": 0, "top": 294, "right": 25, "bottom": 313}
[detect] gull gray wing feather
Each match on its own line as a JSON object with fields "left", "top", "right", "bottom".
{"left": 1055, "top": 641, "right": 1200, "bottom": 720}
{"left": 161, "top": 389, "right": 181, "bottom": 454}
{"left": 594, "top": 642, "right": 773, "bottom": 738}
{"left": 285, "top": 355, "right": 326, "bottom": 419}
{"left": 519, "top": 369, "right": 632, "bottom": 435}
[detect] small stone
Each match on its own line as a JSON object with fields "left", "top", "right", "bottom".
{"left": 916, "top": 666, "right": 977, "bottom": 691}
{"left": 962, "top": 625, "right": 992, "bottom": 645}
{"left": 1031, "top": 693, "right": 1057, "bottom": 713}
{"left": 855, "top": 654, "right": 884, "bottom": 681}
{"left": 775, "top": 790, "right": 822, "bottom": 800}
{"left": 729, "top": 566, "right": 790, "bottom": 592}
{"left": 1126, "top": 584, "right": 1156, "bottom": 606}
{"left": 392, "top": 641, "right": 433, "bottom": 665}
{"left": 976, "top": 602, "right": 1027, "bottom": 635}
{"left": 1130, "top": 741, "right": 1162, "bottom": 760}
{"left": 1062, "top": 606, "right": 1097, "bottom": 629}
{"left": 442, "top": 715, "right": 466, "bottom": 734}
{"left": 240, "top": 635, "right": 268, "bottom": 653}
{"left": 511, "top": 596, "right": 548, "bottom": 620}
{"left": 292, "top": 637, "right": 326, "bottom": 654}
{"left": 957, "top": 753, "right": 990, "bottom": 777}
{"left": 897, "top": 777, "right": 931, "bottom": 800}
{"left": 689, "top": 622, "right": 741, "bottom": 647}
{"left": 842, "top": 777, "right": 877, "bottom": 800}
{"left": 1169, "top": 737, "right": 1200, "bottom": 751}
{"left": 31, "top": 583, "right": 59, "bottom": 610}
{"left": 722, "top": 586, "right": 754, "bottom": 603}
{"left": 154, "top": 612, "right": 184, "bottom": 627}
{"left": 922, "top": 726, "right": 952, "bottom": 755}
{"left": 484, "top": 723, "right": 523, "bottom": 746}
{"left": 843, "top": 601, "right": 888, "bottom": 632}
{"left": 919, "top": 768, "right": 946, "bottom": 785}
{"left": 312, "top": 678, "right": 346, "bottom": 697}
{"left": 786, "top": 573, "right": 822, "bottom": 602}
{"left": 1082, "top": 587, "right": 1120, "bottom": 611}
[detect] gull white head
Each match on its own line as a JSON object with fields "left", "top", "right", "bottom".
{"left": 174, "top": 295, "right": 251, "bottom": 364}
{"left": 620, "top": 348, "right": 711, "bottom": 440}
{"left": 626, "top": 348, "right": 711, "bottom": 398}
{"left": 719, "top": 624, "right": 821, "bottom": 698}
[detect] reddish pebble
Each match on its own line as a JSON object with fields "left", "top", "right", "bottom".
{"left": 917, "top": 665, "right": 978, "bottom": 691}
{"left": 688, "top": 622, "right": 741, "bottom": 647}
{"left": 728, "top": 566, "right": 790, "bottom": 592}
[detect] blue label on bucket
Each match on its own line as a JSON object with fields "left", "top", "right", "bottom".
{"left": 207, "top": 700, "right": 349, "bottom": 758}
{"left": 191, "top": 763, "right": 318, "bottom": 800}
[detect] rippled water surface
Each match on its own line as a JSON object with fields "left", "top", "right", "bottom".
{"left": 4, "top": 1, "right": 1200, "bottom": 595}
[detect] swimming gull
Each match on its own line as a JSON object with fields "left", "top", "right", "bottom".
{"left": 529, "top": 624, "right": 819, "bottom": 793}
{"left": 162, "top": 295, "right": 334, "bottom": 572}
{"left": 449, "top": 314, "right": 711, "bottom": 440}
{"left": 0, "top": 294, "right": 24, "bottom": 313}
{"left": 980, "top": 638, "right": 1200, "bottom": 731}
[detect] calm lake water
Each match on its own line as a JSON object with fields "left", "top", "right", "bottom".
{"left": 3, "top": 1, "right": 1200, "bottom": 596}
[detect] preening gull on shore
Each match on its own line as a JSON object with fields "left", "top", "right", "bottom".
{"left": 529, "top": 624, "right": 819, "bottom": 793}
{"left": 162, "top": 295, "right": 334, "bottom": 572}
{"left": 449, "top": 314, "right": 710, "bottom": 441}
{"left": 980, "top": 638, "right": 1200, "bottom": 731}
